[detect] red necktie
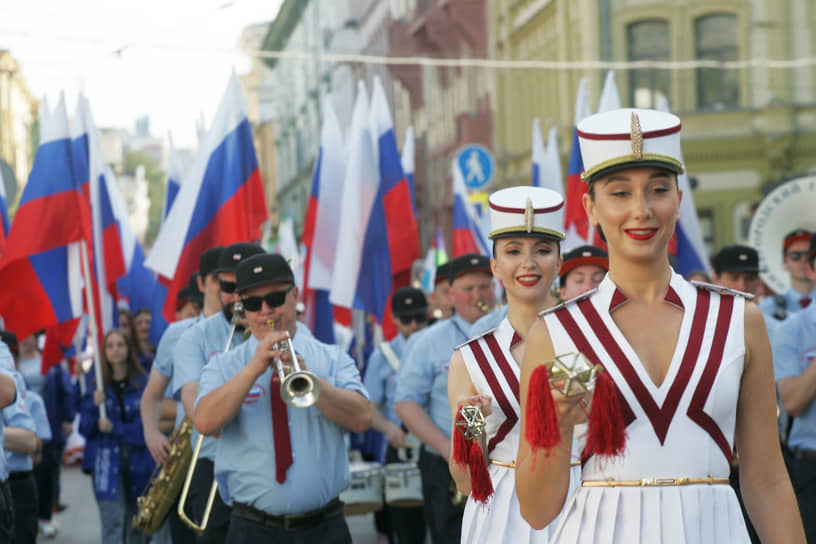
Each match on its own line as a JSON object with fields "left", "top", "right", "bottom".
{"left": 801, "top": 298, "right": 811, "bottom": 309}
{"left": 270, "top": 376, "right": 293, "bottom": 483}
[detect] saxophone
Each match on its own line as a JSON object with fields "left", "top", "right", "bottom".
{"left": 132, "top": 417, "right": 194, "bottom": 535}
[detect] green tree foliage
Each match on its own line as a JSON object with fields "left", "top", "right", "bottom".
{"left": 123, "top": 150, "right": 165, "bottom": 245}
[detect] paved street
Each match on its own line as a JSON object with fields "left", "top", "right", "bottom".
{"left": 49, "top": 464, "right": 382, "bottom": 543}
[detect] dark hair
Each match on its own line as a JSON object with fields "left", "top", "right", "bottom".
{"left": 100, "top": 329, "right": 145, "bottom": 388}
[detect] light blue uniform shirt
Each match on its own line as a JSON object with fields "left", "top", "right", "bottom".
{"left": 17, "top": 356, "right": 45, "bottom": 397}
{"left": 172, "top": 312, "right": 239, "bottom": 461}
{"left": 364, "top": 334, "right": 407, "bottom": 426}
{"left": 0, "top": 342, "right": 16, "bottom": 482}
{"left": 772, "top": 301, "right": 816, "bottom": 451}
{"left": 196, "top": 329, "right": 368, "bottom": 515}
{"left": 395, "top": 313, "right": 472, "bottom": 455}
{"left": 760, "top": 287, "right": 816, "bottom": 326}
{"left": 469, "top": 305, "right": 508, "bottom": 337}
{"left": 2, "top": 369, "right": 37, "bottom": 473}
{"left": 25, "top": 392, "right": 52, "bottom": 442}
{"left": 155, "top": 315, "right": 200, "bottom": 427}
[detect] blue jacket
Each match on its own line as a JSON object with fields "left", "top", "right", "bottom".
{"left": 44, "top": 363, "right": 75, "bottom": 445}
{"left": 79, "top": 374, "right": 155, "bottom": 500}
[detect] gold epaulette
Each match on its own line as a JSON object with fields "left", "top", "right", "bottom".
{"left": 454, "top": 327, "right": 496, "bottom": 351}
{"left": 690, "top": 280, "right": 755, "bottom": 301}
{"left": 537, "top": 288, "right": 598, "bottom": 317}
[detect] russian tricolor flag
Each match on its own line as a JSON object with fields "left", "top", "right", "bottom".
{"left": 145, "top": 74, "right": 268, "bottom": 322}
{"left": 452, "top": 156, "right": 490, "bottom": 257}
{"left": 656, "top": 97, "right": 711, "bottom": 275}
{"left": 401, "top": 126, "right": 416, "bottom": 213}
{"left": 163, "top": 132, "right": 184, "bottom": 223}
{"left": 563, "top": 78, "right": 593, "bottom": 250}
{"left": 302, "top": 96, "right": 345, "bottom": 343}
{"left": 0, "top": 166, "right": 10, "bottom": 250}
{"left": 0, "top": 96, "right": 84, "bottom": 343}
{"left": 531, "top": 118, "right": 565, "bottom": 227}
{"left": 330, "top": 81, "right": 384, "bottom": 316}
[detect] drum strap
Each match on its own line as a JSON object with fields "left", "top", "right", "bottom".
{"left": 380, "top": 342, "right": 401, "bottom": 372}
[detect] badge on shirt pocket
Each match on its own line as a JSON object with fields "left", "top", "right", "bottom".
{"left": 244, "top": 383, "right": 266, "bottom": 404}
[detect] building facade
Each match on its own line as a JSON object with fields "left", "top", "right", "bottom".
{"left": 491, "top": 0, "right": 816, "bottom": 252}
{"left": 388, "top": 0, "right": 493, "bottom": 251}
{"left": 0, "top": 50, "right": 39, "bottom": 211}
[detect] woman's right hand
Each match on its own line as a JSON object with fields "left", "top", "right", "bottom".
{"left": 98, "top": 417, "right": 113, "bottom": 433}
{"left": 93, "top": 389, "right": 106, "bottom": 406}
{"left": 551, "top": 385, "right": 591, "bottom": 429}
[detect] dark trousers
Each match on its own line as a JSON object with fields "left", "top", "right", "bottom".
{"left": 383, "top": 446, "right": 426, "bottom": 544}
{"left": 9, "top": 472, "right": 38, "bottom": 544}
{"left": 788, "top": 456, "right": 816, "bottom": 542}
{"left": 34, "top": 441, "right": 58, "bottom": 520}
{"left": 170, "top": 492, "right": 198, "bottom": 544}
{"left": 417, "top": 448, "right": 463, "bottom": 544}
{"left": 226, "top": 509, "right": 351, "bottom": 544}
{"left": 188, "top": 457, "right": 231, "bottom": 544}
{"left": 0, "top": 480, "right": 15, "bottom": 544}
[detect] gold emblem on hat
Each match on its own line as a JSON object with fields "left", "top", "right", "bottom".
{"left": 405, "top": 298, "right": 413, "bottom": 304}
{"left": 631, "top": 112, "right": 643, "bottom": 160}
{"left": 253, "top": 266, "right": 263, "bottom": 273}
{"left": 525, "top": 197, "right": 534, "bottom": 233}
{"left": 233, "top": 253, "right": 241, "bottom": 261}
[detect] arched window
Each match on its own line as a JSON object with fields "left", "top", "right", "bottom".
{"left": 627, "top": 20, "right": 670, "bottom": 109}
{"left": 695, "top": 13, "right": 739, "bottom": 110}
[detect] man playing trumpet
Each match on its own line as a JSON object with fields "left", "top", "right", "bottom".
{"left": 194, "top": 253, "right": 371, "bottom": 543}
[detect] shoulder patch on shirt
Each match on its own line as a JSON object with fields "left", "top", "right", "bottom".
{"left": 538, "top": 288, "right": 597, "bottom": 317}
{"left": 454, "top": 327, "right": 496, "bottom": 351}
{"left": 691, "top": 280, "right": 755, "bottom": 300}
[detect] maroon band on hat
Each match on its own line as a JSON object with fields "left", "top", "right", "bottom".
{"left": 489, "top": 201, "right": 564, "bottom": 213}
{"left": 559, "top": 256, "right": 609, "bottom": 280}
{"left": 577, "top": 123, "right": 681, "bottom": 141}
{"left": 784, "top": 232, "right": 812, "bottom": 251}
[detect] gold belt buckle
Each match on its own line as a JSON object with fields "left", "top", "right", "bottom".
{"left": 648, "top": 478, "right": 678, "bottom": 486}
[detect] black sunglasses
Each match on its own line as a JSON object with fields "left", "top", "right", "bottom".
{"left": 219, "top": 280, "right": 237, "bottom": 294}
{"left": 398, "top": 314, "right": 428, "bottom": 325}
{"left": 242, "top": 285, "right": 295, "bottom": 312}
{"left": 787, "top": 250, "right": 807, "bottom": 262}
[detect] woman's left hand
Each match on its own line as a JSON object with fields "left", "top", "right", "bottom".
{"left": 455, "top": 394, "right": 493, "bottom": 417}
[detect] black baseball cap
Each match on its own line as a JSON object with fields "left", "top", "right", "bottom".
{"left": 435, "top": 262, "right": 451, "bottom": 286}
{"left": 215, "top": 243, "right": 265, "bottom": 274}
{"left": 392, "top": 287, "right": 428, "bottom": 317}
{"left": 236, "top": 254, "right": 295, "bottom": 293}
{"left": 560, "top": 245, "right": 609, "bottom": 284}
{"left": 448, "top": 254, "right": 492, "bottom": 285}
{"left": 199, "top": 247, "right": 224, "bottom": 278}
{"left": 712, "top": 245, "right": 759, "bottom": 275}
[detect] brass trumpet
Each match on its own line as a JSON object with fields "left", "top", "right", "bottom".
{"left": 268, "top": 319, "right": 321, "bottom": 408}
{"left": 177, "top": 301, "right": 244, "bottom": 533}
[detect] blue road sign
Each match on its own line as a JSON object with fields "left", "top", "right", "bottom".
{"left": 456, "top": 144, "right": 494, "bottom": 190}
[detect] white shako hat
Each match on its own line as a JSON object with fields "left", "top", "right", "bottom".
{"left": 577, "top": 108, "right": 684, "bottom": 184}
{"left": 487, "top": 186, "right": 565, "bottom": 241}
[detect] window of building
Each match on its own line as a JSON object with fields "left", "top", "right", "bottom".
{"left": 627, "top": 20, "right": 670, "bottom": 109}
{"left": 695, "top": 13, "right": 739, "bottom": 110}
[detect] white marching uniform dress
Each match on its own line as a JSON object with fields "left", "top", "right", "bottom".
{"left": 458, "top": 318, "right": 580, "bottom": 544}
{"left": 542, "top": 272, "right": 751, "bottom": 544}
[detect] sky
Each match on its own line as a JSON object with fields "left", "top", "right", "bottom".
{"left": 0, "top": 0, "right": 283, "bottom": 148}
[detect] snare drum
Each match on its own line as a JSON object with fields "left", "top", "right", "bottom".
{"left": 340, "top": 461, "right": 384, "bottom": 515}
{"left": 384, "top": 462, "right": 423, "bottom": 507}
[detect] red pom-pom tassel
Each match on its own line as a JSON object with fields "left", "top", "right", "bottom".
{"left": 586, "top": 370, "right": 626, "bottom": 457}
{"left": 468, "top": 441, "right": 494, "bottom": 504}
{"left": 524, "top": 365, "right": 561, "bottom": 452}
{"left": 453, "top": 406, "right": 471, "bottom": 467}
